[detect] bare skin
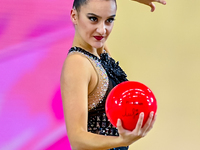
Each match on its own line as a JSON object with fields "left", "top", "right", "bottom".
{"left": 132, "top": 0, "right": 166, "bottom": 12}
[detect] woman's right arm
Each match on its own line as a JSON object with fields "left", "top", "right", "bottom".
{"left": 60, "top": 54, "right": 156, "bottom": 150}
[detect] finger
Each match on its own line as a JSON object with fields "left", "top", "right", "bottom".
{"left": 117, "top": 119, "right": 124, "bottom": 133}
{"left": 156, "top": 0, "right": 167, "bottom": 5}
{"left": 145, "top": 113, "right": 157, "bottom": 133}
{"left": 150, "top": 0, "right": 166, "bottom": 12}
{"left": 142, "top": 111, "right": 154, "bottom": 132}
{"left": 149, "top": 2, "right": 156, "bottom": 12}
{"left": 134, "top": 112, "right": 144, "bottom": 133}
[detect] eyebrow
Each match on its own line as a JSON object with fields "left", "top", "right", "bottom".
{"left": 87, "top": 13, "right": 116, "bottom": 18}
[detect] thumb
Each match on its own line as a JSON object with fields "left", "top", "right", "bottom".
{"left": 116, "top": 119, "right": 123, "bottom": 132}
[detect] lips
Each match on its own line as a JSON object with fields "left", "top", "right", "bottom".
{"left": 94, "top": 36, "right": 104, "bottom": 41}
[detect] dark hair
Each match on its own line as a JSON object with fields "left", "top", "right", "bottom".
{"left": 73, "top": 0, "right": 117, "bottom": 12}
{"left": 73, "top": 0, "right": 88, "bottom": 12}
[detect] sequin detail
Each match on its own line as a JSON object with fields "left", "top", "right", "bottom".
{"left": 68, "top": 47, "right": 128, "bottom": 137}
{"left": 88, "top": 112, "right": 119, "bottom": 136}
{"left": 68, "top": 47, "right": 109, "bottom": 111}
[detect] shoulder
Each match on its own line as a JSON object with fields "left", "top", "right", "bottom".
{"left": 61, "top": 52, "right": 94, "bottom": 83}
{"left": 65, "top": 52, "right": 91, "bottom": 68}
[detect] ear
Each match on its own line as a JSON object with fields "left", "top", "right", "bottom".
{"left": 70, "top": 9, "right": 78, "bottom": 25}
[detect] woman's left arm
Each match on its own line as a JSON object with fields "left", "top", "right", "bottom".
{"left": 131, "top": 0, "right": 167, "bottom": 12}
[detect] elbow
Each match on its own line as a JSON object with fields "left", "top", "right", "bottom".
{"left": 66, "top": 126, "right": 88, "bottom": 149}
{"left": 68, "top": 135, "right": 78, "bottom": 150}
{"left": 69, "top": 140, "right": 85, "bottom": 150}
{"left": 67, "top": 133, "right": 86, "bottom": 150}
{"left": 69, "top": 140, "right": 79, "bottom": 150}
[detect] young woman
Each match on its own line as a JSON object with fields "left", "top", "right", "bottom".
{"left": 61, "top": 0, "right": 166, "bottom": 149}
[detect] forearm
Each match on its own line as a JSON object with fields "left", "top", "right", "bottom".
{"left": 69, "top": 130, "right": 125, "bottom": 150}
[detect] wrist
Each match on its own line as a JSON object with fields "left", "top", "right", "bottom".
{"left": 116, "top": 136, "right": 128, "bottom": 147}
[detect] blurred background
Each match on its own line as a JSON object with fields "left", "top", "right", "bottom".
{"left": 0, "top": 0, "right": 200, "bottom": 150}
{"left": 0, "top": 0, "right": 73, "bottom": 149}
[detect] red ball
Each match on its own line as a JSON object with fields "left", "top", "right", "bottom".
{"left": 105, "top": 81, "right": 157, "bottom": 131}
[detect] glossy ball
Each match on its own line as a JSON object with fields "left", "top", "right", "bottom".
{"left": 106, "top": 81, "right": 157, "bottom": 131}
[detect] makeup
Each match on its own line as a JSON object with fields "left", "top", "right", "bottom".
{"left": 94, "top": 36, "right": 104, "bottom": 41}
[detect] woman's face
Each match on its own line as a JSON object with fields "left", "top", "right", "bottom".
{"left": 72, "top": 0, "right": 117, "bottom": 49}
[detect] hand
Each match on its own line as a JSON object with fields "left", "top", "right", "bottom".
{"left": 132, "top": 0, "right": 167, "bottom": 12}
{"left": 117, "top": 111, "right": 157, "bottom": 146}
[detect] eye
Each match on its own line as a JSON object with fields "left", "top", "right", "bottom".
{"left": 88, "top": 17, "right": 98, "bottom": 22}
{"left": 106, "top": 18, "right": 115, "bottom": 23}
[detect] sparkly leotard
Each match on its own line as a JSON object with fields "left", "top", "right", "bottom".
{"left": 68, "top": 47, "right": 128, "bottom": 150}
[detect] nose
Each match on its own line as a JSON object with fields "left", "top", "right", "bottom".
{"left": 96, "top": 22, "right": 106, "bottom": 35}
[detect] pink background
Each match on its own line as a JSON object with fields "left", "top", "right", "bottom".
{"left": 1, "top": 0, "right": 200, "bottom": 150}
{"left": 0, "top": 0, "right": 74, "bottom": 149}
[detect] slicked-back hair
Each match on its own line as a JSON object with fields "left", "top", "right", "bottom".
{"left": 73, "top": 0, "right": 117, "bottom": 12}
{"left": 73, "top": 0, "right": 88, "bottom": 12}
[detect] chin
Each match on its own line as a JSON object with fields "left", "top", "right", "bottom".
{"left": 91, "top": 42, "right": 105, "bottom": 49}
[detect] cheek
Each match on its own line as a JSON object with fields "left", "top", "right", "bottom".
{"left": 107, "top": 24, "right": 114, "bottom": 35}
{"left": 79, "top": 20, "right": 94, "bottom": 36}
{"left": 79, "top": 19, "right": 87, "bottom": 30}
